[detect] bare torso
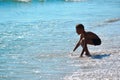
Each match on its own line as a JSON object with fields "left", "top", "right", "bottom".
{"left": 80, "top": 31, "right": 101, "bottom": 45}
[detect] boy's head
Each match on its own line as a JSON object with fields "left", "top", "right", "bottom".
{"left": 76, "top": 24, "right": 85, "bottom": 35}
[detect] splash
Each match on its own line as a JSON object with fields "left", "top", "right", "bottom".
{"left": 0, "top": 0, "right": 31, "bottom": 2}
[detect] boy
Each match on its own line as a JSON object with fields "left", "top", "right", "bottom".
{"left": 73, "top": 24, "right": 101, "bottom": 57}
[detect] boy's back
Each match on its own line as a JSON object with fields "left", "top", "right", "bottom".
{"left": 83, "top": 31, "right": 101, "bottom": 45}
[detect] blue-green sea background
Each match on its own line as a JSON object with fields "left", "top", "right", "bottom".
{"left": 0, "top": 0, "right": 120, "bottom": 80}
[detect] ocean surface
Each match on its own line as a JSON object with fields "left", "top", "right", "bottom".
{"left": 0, "top": 0, "right": 120, "bottom": 80}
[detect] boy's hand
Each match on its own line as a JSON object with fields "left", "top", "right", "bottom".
{"left": 73, "top": 49, "right": 75, "bottom": 52}
{"left": 70, "top": 51, "right": 74, "bottom": 56}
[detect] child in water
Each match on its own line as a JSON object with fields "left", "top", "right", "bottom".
{"left": 73, "top": 24, "right": 101, "bottom": 57}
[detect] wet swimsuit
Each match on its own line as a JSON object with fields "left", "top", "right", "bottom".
{"left": 92, "top": 39, "right": 101, "bottom": 45}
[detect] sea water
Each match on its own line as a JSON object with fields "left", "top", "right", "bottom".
{"left": 0, "top": 0, "right": 120, "bottom": 80}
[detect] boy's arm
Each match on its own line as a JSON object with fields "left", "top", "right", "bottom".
{"left": 73, "top": 40, "right": 80, "bottom": 52}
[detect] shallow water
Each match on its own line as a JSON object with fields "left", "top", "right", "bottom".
{"left": 0, "top": 0, "right": 120, "bottom": 80}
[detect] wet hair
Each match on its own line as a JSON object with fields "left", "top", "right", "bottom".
{"left": 76, "top": 24, "right": 84, "bottom": 30}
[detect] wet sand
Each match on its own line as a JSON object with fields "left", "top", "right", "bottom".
{"left": 64, "top": 49, "right": 120, "bottom": 80}
{"left": 64, "top": 21, "right": 120, "bottom": 80}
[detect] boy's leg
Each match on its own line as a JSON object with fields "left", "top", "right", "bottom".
{"left": 80, "top": 40, "right": 85, "bottom": 57}
{"left": 80, "top": 48, "right": 85, "bottom": 57}
{"left": 84, "top": 44, "right": 91, "bottom": 57}
{"left": 80, "top": 38, "right": 91, "bottom": 57}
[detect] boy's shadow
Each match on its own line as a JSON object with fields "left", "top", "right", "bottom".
{"left": 91, "top": 54, "right": 111, "bottom": 59}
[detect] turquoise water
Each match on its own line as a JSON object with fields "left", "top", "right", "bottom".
{"left": 0, "top": 0, "right": 120, "bottom": 80}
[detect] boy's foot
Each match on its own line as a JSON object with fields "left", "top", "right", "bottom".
{"left": 85, "top": 54, "right": 91, "bottom": 57}
{"left": 79, "top": 55, "right": 83, "bottom": 57}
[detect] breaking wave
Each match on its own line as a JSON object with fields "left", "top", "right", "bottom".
{"left": 0, "top": 0, "right": 85, "bottom": 3}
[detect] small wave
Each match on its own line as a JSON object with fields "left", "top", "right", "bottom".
{"left": 92, "top": 18, "right": 120, "bottom": 27}
{"left": 104, "top": 18, "right": 120, "bottom": 23}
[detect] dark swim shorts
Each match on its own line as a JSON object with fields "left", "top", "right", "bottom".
{"left": 92, "top": 39, "right": 101, "bottom": 45}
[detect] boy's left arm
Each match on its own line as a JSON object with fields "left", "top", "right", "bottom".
{"left": 73, "top": 40, "right": 80, "bottom": 52}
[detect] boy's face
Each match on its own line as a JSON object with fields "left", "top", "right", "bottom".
{"left": 76, "top": 28, "right": 84, "bottom": 35}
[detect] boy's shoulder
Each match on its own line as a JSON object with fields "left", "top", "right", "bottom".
{"left": 86, "top": 31, "right": 95, "bottom": 34}
{"left": 86, "top": 31, "right": 97, "bottom": 36}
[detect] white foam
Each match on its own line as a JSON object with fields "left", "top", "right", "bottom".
{"left": 64, "top": 49, "right": 120, "bottom": 80}
{"left": 17, "top": 0, "right": 31, "bottom": 2}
